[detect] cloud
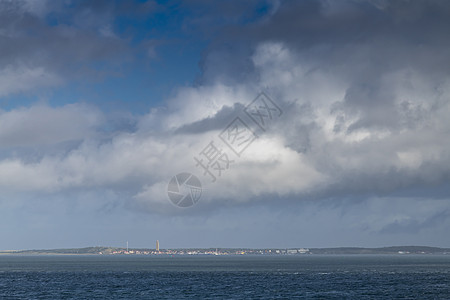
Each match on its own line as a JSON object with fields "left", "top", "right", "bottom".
{"left": 0, "top": 0, "right": 142, "bottom": 97}
{"left": 133, "top": 0, "right": 450, "bottom": 213}
{"left": 0, "top": 64, "right": 62, "bottom": 97}
{"left": 0, "top": 0, "right": 449, "bottom": 226}
{"left": 1, "top": 1, "right": 450, "bottom": 250}
{"left": 0, "top": 104, "right": 103, "bottom": 147}
{"left": 174, "top": 103, "right": 246, "bottom": 134}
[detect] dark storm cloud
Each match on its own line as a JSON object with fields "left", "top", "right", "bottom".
{"left": 0, "top": 2, "right": 119, "bottom": 59}
{"left": 0, "top": 0, "right": 158, "bottom": 93}
{"left": 198, "top": 0, "right": 450, "bottom": 130}
{"left": 174, "top": 103, "right": 245, "bottom": 134}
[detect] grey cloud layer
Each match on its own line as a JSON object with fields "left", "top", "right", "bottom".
{"left": 0, "top": 0, "right": 152, "bottom": 96}
{"left": 0, "top": 0, "right": 449, "bottom": 228}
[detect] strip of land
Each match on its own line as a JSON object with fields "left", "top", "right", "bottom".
{"left": 1, "top": 246, "right": 449, "bottom": 255}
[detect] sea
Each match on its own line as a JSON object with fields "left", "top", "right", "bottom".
{"left": 0, "top": 255, "right": 449, "bottom": 299}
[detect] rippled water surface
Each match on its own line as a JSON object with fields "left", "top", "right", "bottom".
{"left": 0, "top": 255, "right": 449, "bottom": 299}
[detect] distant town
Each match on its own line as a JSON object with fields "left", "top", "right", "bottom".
{"left": 1, "top": 245, "right": 450, "bottom": 256}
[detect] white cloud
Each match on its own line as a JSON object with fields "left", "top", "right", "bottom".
{"left": 0, "top": 65, "right": 62, "bottom": 97}
{"left": 0, "top": 0, "right": 449, "bottom": 221}
{"left": 1, "top": 38, "right": 450, "bottom": 213}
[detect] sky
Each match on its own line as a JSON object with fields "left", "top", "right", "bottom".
{"left": 1, "top": 0, "right": 450, "bottom": 250}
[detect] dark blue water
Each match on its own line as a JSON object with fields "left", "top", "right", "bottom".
{"left": 0, "top": 255, "right": 449, "bottom": 299}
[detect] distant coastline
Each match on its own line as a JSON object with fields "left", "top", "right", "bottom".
{"left": 1, "top": 246, "right": 449, "bottom": 256}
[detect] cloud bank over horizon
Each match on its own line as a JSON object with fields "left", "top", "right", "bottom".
{"left": 0, "top": 0, "right": 449, "bottom": 249}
